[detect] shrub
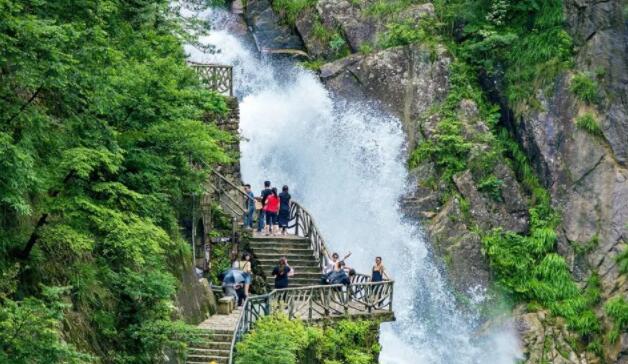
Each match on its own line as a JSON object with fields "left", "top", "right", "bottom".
{"left": 570, "top": 73, "right": 599, "bottom": 104}
{"left": 605, "top": 296, "right": 628, "bottom": 343}
{"left": 235, "top": 313, "right": 316, "bottom": 364}
{"left": 272, "top": 0, "right": 318, "bottom": 26}
{"left": 477, "top": 175, "right": 504, "bottom": 201}
{"left": 575, "top": 113, "right": 603, "bottom": 137}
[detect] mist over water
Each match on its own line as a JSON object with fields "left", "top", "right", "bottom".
{"left": 179, "top": 3, "right": 521, "bottom": 363}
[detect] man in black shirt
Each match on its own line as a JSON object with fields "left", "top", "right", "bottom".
{"left": 257, "top": 180, "right": 272, "bottom": 233}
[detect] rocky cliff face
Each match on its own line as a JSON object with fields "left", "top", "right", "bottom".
{"left": 514, "top": 1, "right": 627, "bottom": 360}
{"left": 260, "top": 0, "right": 626, "bottom": 361}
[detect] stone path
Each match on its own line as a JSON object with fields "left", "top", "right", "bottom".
{"left": 186, "top": 308, "right": 241, "bottom": 364}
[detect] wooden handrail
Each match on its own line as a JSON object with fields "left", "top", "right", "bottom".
{"left": 188, "top": 62, "right": 233, "bottom": 96}
{"left": 287, "top": 201, "right": 329, "bottom": 272}
{"left": 228, "top": 279, "right": 394, "bottom": 364}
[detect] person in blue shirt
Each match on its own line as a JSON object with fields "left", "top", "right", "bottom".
{"left": 243, "top": 184, "right": 255, "bottom": 229}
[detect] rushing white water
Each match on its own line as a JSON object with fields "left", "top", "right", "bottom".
{"left": 179, "top": 3, "right": 521, "bottom": 363}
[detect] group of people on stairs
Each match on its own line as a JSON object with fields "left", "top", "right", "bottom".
{"left": 243, "top": 180, "right": 291, "bottom": 236}
{"left": 221, "top": 179, "right": 391, "bottom": 304}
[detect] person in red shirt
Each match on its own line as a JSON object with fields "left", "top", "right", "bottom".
{"left": 263, "top": 187, "right": 280, "bottom": 235}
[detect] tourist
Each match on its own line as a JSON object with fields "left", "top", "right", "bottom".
{"left": 325, "top": 261, "right": 353, "bottom": 286}
{"left": 263, "top": 187, "right": 279, "bottom": 235}
{"left": 272, "top": 257, "right": 293, "bottom": 289}
{"left": 238, "top": 252, "right": 253, "bottom": 296}
{"left": 243, "top": 184, "right": 255, "bottom": 229}
{"left": 256, "top": 181, "right": 272, "bottom": 233}
{"left": 323, "top": 251, "right": 352, "bottom": 274}
{"left": 372, "top": 256, "right": 390, "bottom": 282}
{"left": 278, "top": 185, "right": 291, "bottom": 235}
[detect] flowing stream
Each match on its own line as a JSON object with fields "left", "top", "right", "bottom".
{"left": 179, "top": 3, "right": 521, "bottom": 363}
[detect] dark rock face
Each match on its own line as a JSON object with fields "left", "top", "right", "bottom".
{"left": 245, "top": 0, "right": 305, "bottom": 52}
{"left": 564, "top": 0, "right": 628, "bottom": 163}
{"left": 513, "top": 1, "right": 627, "bottom": 361}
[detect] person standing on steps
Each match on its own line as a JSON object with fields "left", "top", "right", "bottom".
{"left": 372, "top": 256, "right": 390, "bottom": 282}
{"left": 272, "top": 257, "right": 293, "bottom": 289}
{"left": 256, "top": 181, "right": 272, "bottom": 233}
{"left": 243, "top": 184, "right": 255, "bottom": 229}
{"left": 238, "top": 252, "right": 253, "bottom": 297}
{"left": 278, "top": 185, "right": 291, "bottom": 235}
{"left": 263, "top": 187, "right": 279, "bottom": 236}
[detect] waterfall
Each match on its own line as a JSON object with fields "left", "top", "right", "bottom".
{"left": 178, "top": 3, "right": 521, "bottom": 363}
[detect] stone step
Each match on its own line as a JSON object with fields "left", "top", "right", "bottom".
{"left": 192, "top": 331, "right": 233, "bottom": 340}
{"left": 193, "top": 328, "right": 234, "bottom": 335}
{"left": 254, "top": 253, "right": 315, "bottom": 260}
{"left": 251, "top": 248, "right": 312, "bottom": 254}
{"left": 249, "top": 241, "right": 311, "bottom": 249}
{"left": 191, "top": 341, "right": 231, "bottom": 350}
{"left": 186, "top": 354, "right": 229, "bottom": 363}
{"left": 188, "top": 348, "right": 230, "bottom": 356}
{"left": 264, "top": 267, "right": 321, "bottom": 278}
{"left": 257, "top": 258, "right": 317, "bottom": 265}
{"left": 250, "top": 236, "right": 308, "bottom": 243}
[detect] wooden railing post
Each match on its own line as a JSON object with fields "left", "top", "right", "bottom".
{"left": 295, "top": 205, "right": 300, "bottom": 236}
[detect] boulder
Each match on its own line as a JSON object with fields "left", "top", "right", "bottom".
{"left": 514, "top": 306, "right": 596, "bottom": 363}
{"left": 245, "top": 0, "right": 305, "bottom": 52}
{"left": 427, "top": 196, "right": 491, "bottom": 294}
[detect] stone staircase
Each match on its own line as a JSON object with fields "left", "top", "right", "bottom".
{"left": 249, "top": 235, "right": 323, "bottom": 288}
{"left": 186, "top": 308, "right": 240, "bottom": 364}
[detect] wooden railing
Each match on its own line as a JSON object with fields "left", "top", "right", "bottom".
{"left": 205, "top": 169, "right": 248, "bottom": 222}
{"left": 286, "top": 201, "right": 329, "bottom": 272}
{"left": 189, "top": 62, "right": 234, "bottom": 96}
{"left": 229, "top": 278, "right": 394, "bottom": 364}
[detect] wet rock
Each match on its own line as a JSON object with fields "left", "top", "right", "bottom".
{"left": 295, "top": 7, "right": 333, "bottom": 58}
{"left": 245, "top": 0, "right": 305, "bottom": 52}
{"left": 427, "top": 196, "right": 491, "bottom": 294}
{"left": 316, "top": 0, "right": 381, "bottom": 52}
{"left": 321, "top": 44, "right": 450, "bottom": 149}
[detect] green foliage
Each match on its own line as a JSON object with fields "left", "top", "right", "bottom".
{"left": 380, "top": 21, "right": 429, "bottom": 48}
{"left": 477, "top": 175, "right": 503, "bottom": 201}
{"left": 604, "top": 296, "right": 628, "bottom": 343}
{"left": 0, "top": 287, "right": 91, "bottom": 363}
{"left": 410, "top": 121, "right": 472, "bottom": 180}
{"left": 575, "top": 113, "right": 603, "bottom": 137}
{"left": 329, "top": 33, "right": 351, "bottom": 58}
{"left": 0, "top": 0, "right": 232, "bottom": 361}
{"left": 235, "top": 313, "right": 317, "bottom": 364}
{"left": 272, "top": 0, "right": 318, "bottom": 26}
{"left": 236, "top": 314, "right": 380, "bottom": 364}
{"left": 570, "top": 72, "right": 599, "bottom": 104}
{"left": 366, "top": 0, "right": 415, "bottom": 17}
{"left": 617, "top": 246, "right": 628, "bottom": 274}
{"left": 433, "top": 0, "right": 574, "bottom": 112}
{"left": 481, "top": 145, "right": 600, "bottom": 336}
{"left": 314, "top": 320, "right": 381, "bottom": 364}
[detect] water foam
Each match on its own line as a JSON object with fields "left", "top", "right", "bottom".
{"left": 179, "top": 3, "right": 522, "bottom": 363}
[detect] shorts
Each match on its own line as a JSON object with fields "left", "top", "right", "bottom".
{"left": 242, "top": 272, "right": 252, "bottom": 285}
{"left": 265, "top": 211, "right": 278, "bottom": 225}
